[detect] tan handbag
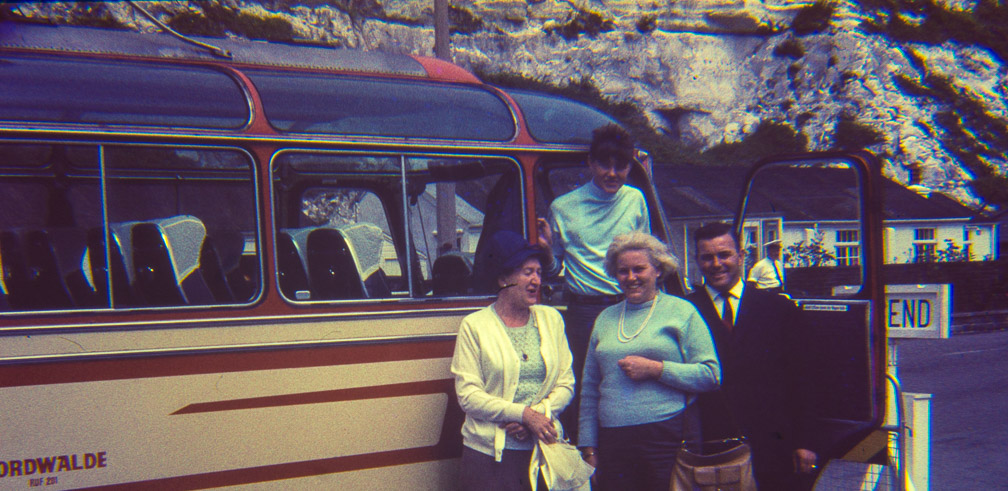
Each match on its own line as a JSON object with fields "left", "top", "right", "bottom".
{"left": 670, "top": 439, "right": 757, "bottom": 491}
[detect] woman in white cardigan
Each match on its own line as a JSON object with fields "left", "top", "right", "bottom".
{"left": 451, "top": 230, "right": 576, "bottom": 491}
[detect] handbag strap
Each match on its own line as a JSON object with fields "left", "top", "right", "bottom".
{"left": 682, "top": 390, "right": 747, "bottom": 451}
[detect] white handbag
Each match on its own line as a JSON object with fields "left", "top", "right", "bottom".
{"left": 528, "top": 407, "right": 594, "bottom": 490}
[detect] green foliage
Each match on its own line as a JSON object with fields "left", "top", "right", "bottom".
{"left": 547, "top": 7, "right": 615, "bottom": 41}
{"left": 791, "top": 1, "right": 835, "bottom": 35}
{"left": 832, "top": 112, "right": 886, "bottom": 150}
{"left": 167, "top": 2, "right": 295, "bottom": 42}
{"left": 2, "top": 3, "right": 127, "bottom": 29}
{"left": 935, "top": 238, "right": 972, "bottom": 262}
{"left": 704, "top": 11, "right": 775, "bottom": 34}
{"left": 785, "top": 231, "right": 836, "bottom": 267}
{"left": 449, "top": 4, "right": 483, "bottom": 35}
{"left": 703, "top": 120, "right": 809, "bottom": 167}
{"left": 772, "top": 38, "right": 805, "bottom": 59}
{"left": 636, "top": 14, "right": 657, "bottom": 34}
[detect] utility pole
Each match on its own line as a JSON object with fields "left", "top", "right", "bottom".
{"left": 433, "top": 0, "right": 457, "bottom": 254}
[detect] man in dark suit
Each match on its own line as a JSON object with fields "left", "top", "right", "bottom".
{"left": 685, "top": 222, "right": 818, "bottom": 490}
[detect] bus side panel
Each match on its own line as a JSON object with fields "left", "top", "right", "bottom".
{"left": 0, "top": 338, "right": 464, "bottom": 489}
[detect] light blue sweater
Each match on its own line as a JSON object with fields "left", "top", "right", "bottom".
{"left": 548, "top": 181, "right": 650, "bottom": 296}
{"left": 577, "top": 292, "right": 721, "bottom": 447}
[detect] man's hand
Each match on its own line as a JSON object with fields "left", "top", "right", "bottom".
{"left": 536, "top": 218, "right": 553, "bottom": 250}
{"left": 794, "top": 448, "right": 818, "bottom": 474}
{"left": 617, "top": 355, "right": 662, "bottom": 381}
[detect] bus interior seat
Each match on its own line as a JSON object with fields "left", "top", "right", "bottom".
{"left": 88, "top": 226, "right": 134, "bottom": 307}
{"left": 278, "top": 229, "right": 310, "bottom": 300}
{"left": 199, "top": 235, "right": 235, "bottom": 303}
{"left": 131, "top": 222, "right": 186, "bottom": 306}
{"left": 432, "top": 254, "right": 471, "bottom": 296}
{"left": 363, "top": 268, "right": 391, "bottom": 298}
{"left": 22, "top": 230, "right": 75, "bottom": 309}
{"left": 47, "top": 228, "right": 104, "bottom": 308}
{"left": 306, "top": 228, "right": 365, "bottom": 300}
{"left": 208, "top": 229, "right": 252, "bottom": 301}
{"left": 0, "top": 230, "right": 34, "bottom": 309}
{"left": 132, "top": 216, "right": 214, "bottom": 306}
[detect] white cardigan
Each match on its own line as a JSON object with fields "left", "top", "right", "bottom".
{"left": 451, "top": 304, "right": 576, "bottom": 461}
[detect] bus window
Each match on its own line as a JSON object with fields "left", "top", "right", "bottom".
{"left": 272, "top": 152, "right": 522, "bottom": 302}
{"left": 0, "top": 55, "right": 249, "bottom": 129}
{"left": 248, "top": 70, "right": 515, "bottom": 141}
{"left": 273, "top": 153, "right": 403, "bottom": 302}
{"left": 406, "top": 157, "right": 522, "bottom": 297}
{"left": 0, "top": 143, "right": 103, "bottom": 310}
{"left": 742, "top": 160, "right": 864, "bottom": 297}
{"left": 102, "top": 145, "right": 260, "bottom": 308}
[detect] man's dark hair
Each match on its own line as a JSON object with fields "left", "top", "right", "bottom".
{"left": 693, "top": 222, "right": 741, "bottom": 250}
{"left": 589, "top": 124, "right": 634, "bottom": 166}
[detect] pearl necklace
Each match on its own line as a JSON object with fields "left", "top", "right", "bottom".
{"left": 617, "top": 295, "right": 659, "bottom": 343}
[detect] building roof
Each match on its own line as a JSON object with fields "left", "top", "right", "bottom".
{"left": 653, "top": 163, "right": 982, "bottom": 223}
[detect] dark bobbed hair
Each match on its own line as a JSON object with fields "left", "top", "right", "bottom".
{"left": 693, "top": 222, "right": 741, "bottom": 252}
{"left": 589, "top": 124, "right": 634, "bottom": 167}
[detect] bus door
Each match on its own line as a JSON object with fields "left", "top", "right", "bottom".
{"left": 736, "top": 152, "right": 887, "bottom": 467}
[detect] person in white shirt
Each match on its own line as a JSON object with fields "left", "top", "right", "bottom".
{"left": 747, "top": 239, "right": 785, "bottom": 293}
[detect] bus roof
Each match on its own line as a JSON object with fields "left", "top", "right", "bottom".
{"left": 0, "top": 21, "right": 619, "bottom": 144}
{"left": 0, "top": 21, "right": 444, "bottom": 79}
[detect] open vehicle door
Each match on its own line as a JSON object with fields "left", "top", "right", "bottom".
{"left": 736, "top": 152, "right": 888, "bottom": 474}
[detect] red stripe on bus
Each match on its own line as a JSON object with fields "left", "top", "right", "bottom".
{"left": 80, "top": 444, "right": 460, "bottom": 490}
{"left": 0, "top": 340, "right": 455, "bottom": 388}
{"left": 171, "top": 378, "right": 453, "bottom": 415}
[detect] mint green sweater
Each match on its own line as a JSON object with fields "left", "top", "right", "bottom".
{"left": 577, "top": 292, "right": 721, "bottom": 447}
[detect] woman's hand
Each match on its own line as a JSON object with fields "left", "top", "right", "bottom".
{"left": 501, "top": 422, "right": 528, "bottom": 441}
{"left": 617, "top": 355, "right": 663, "bottom": 381}
{"left": 522, "top": 406, "right": 558, "bottom": 444}
{"left": 581, "top": 447, "right": 598, "bottom": 485}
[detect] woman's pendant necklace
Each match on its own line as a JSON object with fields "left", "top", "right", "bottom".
{"left": 617, "top": 296, "right": 659, "bottom": 343}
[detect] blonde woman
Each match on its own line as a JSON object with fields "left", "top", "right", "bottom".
{"left": 578, "top": 231, "right": 720, "bottom": 490}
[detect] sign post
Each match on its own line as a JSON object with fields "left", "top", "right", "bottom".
{"left": 832, "top": 283, "right": 950, "bottom": 491}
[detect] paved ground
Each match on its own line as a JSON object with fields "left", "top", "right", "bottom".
{"left": 897, "top": 328, "right": 1008, "bottom": 490}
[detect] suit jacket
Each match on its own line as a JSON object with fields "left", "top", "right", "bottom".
{"left": 685, "top": 287, "right": 817, "bottom": 458}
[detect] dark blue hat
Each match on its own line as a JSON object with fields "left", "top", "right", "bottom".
{"left": 486, "top": 230, "right": 547, "bottom": 277}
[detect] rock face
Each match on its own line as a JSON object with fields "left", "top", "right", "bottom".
{"left": 11, "top": 0, "right": 1008, "bottom": 207}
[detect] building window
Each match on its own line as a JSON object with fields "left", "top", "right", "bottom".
{"left": 835, "top": 229, "right": 860, "bottom": 266}
{"left": 913, "top": 227, "right": 937, "bottom": 262}
{"left": 836, "top": 229, "right": 859, "bottom": 243}
{"left": 914, "top": 228, "right": 935, "bottom": 241}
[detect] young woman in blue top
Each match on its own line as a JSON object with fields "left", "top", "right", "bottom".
{"left": 577, "top": 231, "right": 720, "bottom": 490}
{"left": 451, "top": 231, "right": 576, "bottom": 491}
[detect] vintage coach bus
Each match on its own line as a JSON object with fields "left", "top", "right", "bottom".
{"left": 0, "top": 20, "right": 890, "bottom": 489}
